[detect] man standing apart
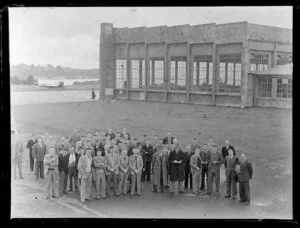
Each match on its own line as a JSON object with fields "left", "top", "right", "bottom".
{"left": 190, "top": 147, "right": 202, "bottom": 194}
{"left": 236, "top": 154, "right": 253, "bottom": 205}
{"left": 33, "top": 136, "right": 47, "bottom": 179}
{"left": 12, "top": 130, "right": 24, "bottom": 180}
{"left": 93, "top": 150, "right": 107, "bottom": 199}
{"left": 224, "top": 149, "right": 238, "bottom": 199}
{"left": 207, "top": 144, "right": 224, "bottom": 195}
{"left": 26, "top": 133, "right": 36, "bottom": 172}
{"left": 129, "top": 148, "right": 143, "bottom": 196}
{"left": 77, "top": 149, "right": 93, "bottom": 204}
{"left": 168, "top": 139, "right": 185, "bottom": 194}
{"left": 44, "top": 148, "right": 59, "bottom": 199}
{"left": 118, "top": 149, "right": 129, "bottom": 195}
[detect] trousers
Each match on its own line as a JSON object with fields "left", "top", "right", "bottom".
{"left": 207, "top": 169, "right": 220, "bottom": 193}
{"left": 46, "top": 170, "right": 59, "bottom": 198}
{"left": 192, "top": 170, "right": 201, "bottom": 194}
{"left": 80, "top": 172, "right": 92, "bottom": 201}
{"left": 239, "top": 181, "right": 250, "bottom": 202}
{"left": 106, "top": 172, "right": 118, "bottom": 196}
{"left": 68, "top": 166, "right": 78, "bottom": 191}
{"left": 226, "top": 171, "right": 237, "bottom": 197}
{"left": 13, "top": 158, "right": 23, "bottom": 180}
{"left": 170, "top": 180, "right": 184, "bottom": 193}
{"left": 35, "top": 161, "right": 44, "bottom": 179}
{"left": 130, "top": 173, "right": 141, "bottom": 195}
{"left": 29, "top": 151, "right": 34, "bottom": 171}
{"left": 142, "top": 161, "right": 151, "bottom": 182}
{"left": 200, "top": 167, "right": 208, "bottom": 190}
{"left": 95, "top": 169, "right": 106, "bottom": 198}
{"left": 184, "top": 170, "right": 192, "bottom": 189}
{"left": 59, "top": 170, "right": 68, "bottom": 195}
{"left": 118, "top": 171, "right": 128, "bottom": 195}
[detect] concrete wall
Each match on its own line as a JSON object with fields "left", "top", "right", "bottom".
{"left": 256, "top": 98, "right": 292, "bottom": 109}
{"left": 147, "top": 91, "right": 165, "bottom": 102}
{"left": 215, "top": 94, "right": 241, "bottom": 107}
{"left": 215, "top": 22, "right": 247, "bottom": 44}
{"left": 190, "top": 94, "right": 212, "bottom": 105}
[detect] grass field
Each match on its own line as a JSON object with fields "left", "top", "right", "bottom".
{"left": 11, "top": 100, "right": 292, "bottom": 218}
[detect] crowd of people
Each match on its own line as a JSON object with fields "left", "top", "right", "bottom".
{"left": 12, "top": 128, "right": 253, "bottom": 205}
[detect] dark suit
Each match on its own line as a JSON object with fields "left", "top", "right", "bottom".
{"left": 26, "top": 139, "right": 36, "bottom": 171}
{"left": 141, "top": 144, "right": 154, "bottom": 182}
{"left": 58, "top": 153, "right": 69, "bottom": 195}
{"left": 221, "top": 145, "right": 236, "bottom": 167}
{"left": 184, "top": 152, "right": 193, "bottom": 189}
{"left": 225, "top": 156, "right": 238, "bottom": 197}
{"left": 106, "top": 132, "right": 115, "bottom": 140}
{"left": 32, "top": 142, "right": 47, "bottom": 179}
{"left": 237, "top": 161, "right": 253, "bottom": 203}
{"left": 120, "top": 132, "right": 131, "bottom": 140}
{"left": 200, "top": 150, "right": 211, "bottom": 190}
{"left": 163, "top": 136, "right": 174, "bottom": 146}
{"left": 94, "top": 142, "right": 105, "bottom": 153}
{"left": 65, "top": 152, "right": 80, "bottom": 192}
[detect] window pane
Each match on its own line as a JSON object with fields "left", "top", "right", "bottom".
{"left": 208, "top": 63, "right": 213, "bottom": 85}
{"left": 250, "top": 64, "right": 256, "bottom": 71}
{"left": 227, "top": 63, "right": 234, "bottom": 85}
{"left": 177, "top": 61, "right": 186, "bottom": 86}
{"left": 199, "top": 62, "right": 207, "bottom": 85}
{"left": 235, "top": 63, "right": 241, "bottom": 86}
{"left": 193, "top": 62, "right": 197, "bottom": 85}
{"left": 170, "top": 61, "right": 176, "bottom": 84}
{"left": 149, "top": 59, "right": 164, "bottom": 90}
{"left": 219, "top": 63, "right": 226, "bottom": 83}
{"left": 131, "top": 60, "right": 140, "bottom": 88}
{"left": 116, "top": 59, "right": 127, "bottom": 89}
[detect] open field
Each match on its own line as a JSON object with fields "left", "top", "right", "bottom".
{"left": 11, "top": 84, "right": 100, "bottom": 92}
{"left": 11, "top": 100, "right": 292, "bottom": 218}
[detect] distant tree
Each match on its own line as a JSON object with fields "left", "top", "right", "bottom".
{"left": 11, "top": 75, "right": 21, "bottom": 84}
{"left": 58, "top": 81, "right": 64, "bottom": 87}
{"left": 25, "top": 75, "right": 35, "bottom": 85}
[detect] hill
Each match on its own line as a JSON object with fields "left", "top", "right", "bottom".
{"left": 10, "top": 64, "right": 99, "bottom": 80}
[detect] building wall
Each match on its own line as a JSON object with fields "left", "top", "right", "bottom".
{"left": 100, "top": 21, "right": 292, "bottom": 109}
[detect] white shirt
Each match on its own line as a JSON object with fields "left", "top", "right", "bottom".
{"left": 69, "top": 153, "right": 76, "bottom": 165}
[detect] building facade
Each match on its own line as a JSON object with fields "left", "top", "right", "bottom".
{"left": 99, "top": 21, "right": 292, "bottom": 108}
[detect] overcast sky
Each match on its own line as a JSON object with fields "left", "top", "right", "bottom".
{"left": 9, "top": 7, "right": 292, "bottom": 69}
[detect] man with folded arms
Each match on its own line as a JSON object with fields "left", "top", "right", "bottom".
{"left": 93, "top": 150, "right": 107, "bottom": 199}
{"left": 129, "top": 148, "right": 143, "bottom": 196}
{"left": 207, "top": 144, "right": 224, "bottom": 195}
{"left": 224, "top": 149, "right": 238, "bottom": 199}
{"left": 118, "top": 149, "right": 129, "bottom": 195}
{"left": 44, "top": 147, "right": 59, "bottom": 199}
{"left": 190, "top": 147, "right": 202, "bottom": 194}
{"left": 77, "top": 149, "right": 93, "bottom": 204}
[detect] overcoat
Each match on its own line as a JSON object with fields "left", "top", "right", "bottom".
{"left": 168, "top": 148, "right": 185, "bottom": 182}
{"left": 152, "top": 148, "right": 168, "bottom": 186}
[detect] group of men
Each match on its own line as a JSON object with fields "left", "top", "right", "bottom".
{"left": 12, "top": 128, "right": 253, "bottom": 205}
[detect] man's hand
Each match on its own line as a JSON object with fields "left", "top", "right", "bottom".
{"left": 143, "top": 168, "right": 145, "bottom": 171}
{"left": 135, "top": 169, "right": 138, "bottom": 173}
{"left": 173, "top": 160, "right": 178, "bottom": 163}
{"left": 34, "top": 158, "right": 37, "bottom": 162}
{"left": 178, "top": 160, "right": 182, "bottom": 164}
{"left": 197, "top": 167, "right": 200, "bottom": 170}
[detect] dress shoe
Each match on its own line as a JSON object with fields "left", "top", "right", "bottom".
{"left": 165, "top": 186, "right": 169, "bottom": 189}
{"left": 225, "top": 195, "right": 231, "bottom": 198}
{"left": 232, "top": 196, "right": 236, "bottom": 200}
{"left": 179, "top": 191, "right": 184, "bottom": 194}
{"left": 206, "top": 192, "right": 211, "bottom": 195}
{"left": 245, "top": 201, "right": 250, "bottom": 205}
{"left": 137, "top": 193, "right": 141, "bottom": 196}
{"left": 85, "top": 198, "right": 92, "bottom": 201}
{"left": 152, "top": 189, "right": 157, "bottom": 193}
{"left": 239, "top": 199, "right": 245, "bottom": 203}
{"left": 95, "top": 196, "right": 100, "bottom": 200}
{"left": 20, "top": 177, "right": 24, "bottom": 179}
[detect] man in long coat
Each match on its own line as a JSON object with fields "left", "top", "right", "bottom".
{"left": 168, "top": 139, "right": 185, "bottom": 194}
{"left": 33, "top": 136, "right": 47, "bottom": 179}
{"left": 151, "top": 140, "right": 168, "bottom": 193}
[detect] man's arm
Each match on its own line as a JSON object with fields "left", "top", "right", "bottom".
{"left": 44, "top": 155, "right": 51, "bottom": 165}
{"left": 248, "top": 163, "right": 253, "bottom": 179}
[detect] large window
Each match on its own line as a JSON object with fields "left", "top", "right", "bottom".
{"left": 218, "top": 54, "right": 241, "bottom": 93}
{"left": 192, "top": 55, "right": 213, "bottom": 92}
{"left": 277, "top": 53, "right": 292, "bottom": 66}
{"left": 130, "top": 59, "right": 145, "bottom": 89}
{"left": 257, "top": 78, "right": 272, "bottom": 98}
{"left": 277, "top": 78, "right": 292, "bottom": 99}
{"left": 149, "top": 58, "right": 164, "bottom": 90}
{"left": 116, "top": 59, "right": 127, "bottom": 89}
{"left": 250, "top": 53, "right": 269, "bottom": 72}
{"left": 169, "top": 57, "right": 187, "bottom": 91}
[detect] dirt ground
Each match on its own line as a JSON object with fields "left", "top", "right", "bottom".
{"left": 11, "top": 100, "right": 292, "bottom": 219}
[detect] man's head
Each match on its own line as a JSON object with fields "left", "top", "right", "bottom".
{"left": 104, "top": 144, "right": 110, "bottom": 151}
{"left": 203, "top": 143, "right": 208, "bottom": 151}
{"left": 123, "top": 128, "right": 127, "bottom": 133}
{"left": 116, "top": 132, "right": 121, "bottom": 139}
{"left": 225, "top": 140, "right": 230, "bottom": 147}
{"left": 49, "top": 147, "right": 55, "bottom": 156}
{"left": 173, "top": 138, "right": 179, "bottom": 147}
{"left": 108, "top": 128, "right": 113, "bottom": 134}
{"left": 37, "top": 136, "right": 43, "bottom": 144}
{"left": 70, "top": 147, "right": 75, "bottom": 154}
{"left": 195, "top": 147, "right": 201, "bottom": 156}
{"left": 167, "top": 131, "right": 172, "bottom": 137}
{"left": 192, "top": 138, "right": 198, "bottom": 145}
{"left": 212, "top": 144, "right": 218, "bottom": 153}
{"left": 146, "top": 139, "right": 150, "bottom": 145}
{"left": 86, "top": 149, "right": 91, "bottom": 157}
{"left": 240, "top": 154, "right": 247, "bottom": 164}
{"left": 97, "top": 150, "right": 102, "bottom": 157}
{"left": 106, "top": 135, "right": 111, "bottom": 141}
{"left": 133, "top": 148, "right": 139, "bottom": 155}
{"left": 124, "top": 134, "right": 129, "bottom": 140}
{"left": 186, "top": 145, "right": 191, "bottom": 153}
{"left": 158, "top": 139, "right": 163, "bottom": 146}
{"left": 228, "top": 149, "right": 234, "bottom": 157}
{"left": 80, "top": 148, "right": 85, "bottom": 155}
{"left": 122, "top": 149, "right": 127, "bottom": 156}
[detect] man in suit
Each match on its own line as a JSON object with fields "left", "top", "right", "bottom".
{"left": 106, "top": 147, "right": 120, "bottom": 197}
{"left": 163, "top": 131, "right": 175, "bottom": 146}
{"left": 58, "top": 137, "right": 70, "bottom": 152}
{"left": 190, "top": 138, "right": 198, "bottom": 154}
{"left": 151, "top": 140, "right": 168, "bottom": 193}
{"left": 168, "top": 139, "right": 185, "bottom": 194}
{"left": 118, "top": 149, "right": 129, "bottom": 195}
{"left": 190, "top": 147, "right": 202, "bottom": 194}
{"left": 120, "top": 128, "right": 130, "bottom": 140}
{"left": 224, "top": 149, "right": 238, "bottom": 199}
{"left": 77, "top": 149, "right": 93, "bottom": 204}
{"left": 12, "top": 130, "right": 24, "bottom": 180}
{"left": 106, "top": 128, "right": 115, "bottom": 140}
{"left": 44, "top": 147, "right": 59, "bottom": 199}
{"left": 200, "top": 144, "right": 211, "bottom": 191}
{"left": 69, "top": 129, "right": 80, "bottom": 148}
{"left": 236, "top": 154, "right": 253, "bottom": 205}
{"left": 207, "top": 144, "right": 224, "bottom": 195}
{"left": 184, "top": 145, "right": 193, "bottom": 190}
{"left": 141, "top": 139, "right": 154, "bottom": 182}
{"left": 58, "top": 147, "right": 69, "bottom": 196}
{"left": 32, "top": 136, "right": 47, "bottom": 179}
{"left": 26, "top": 134, "right": 36, "bottom": 172}
{"left": 93, "top": 150, "right": 107, "bottom": 199}
{"left": 66, "top": 147, "right": 80, "bottom": 193}
{"left": 129, "top": 148, "right": 143, "bottom": 196}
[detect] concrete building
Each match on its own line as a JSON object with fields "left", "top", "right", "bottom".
{"left": 99, "top": 21, "right": 292, "bottom": 108}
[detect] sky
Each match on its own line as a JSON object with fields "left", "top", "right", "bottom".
{"left": 9, "top": 7, "right": 293, "bottom": 69}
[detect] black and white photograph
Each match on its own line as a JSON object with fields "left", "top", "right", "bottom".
{"left": 10, "top": 6, "right": 292, "bottom": 219}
